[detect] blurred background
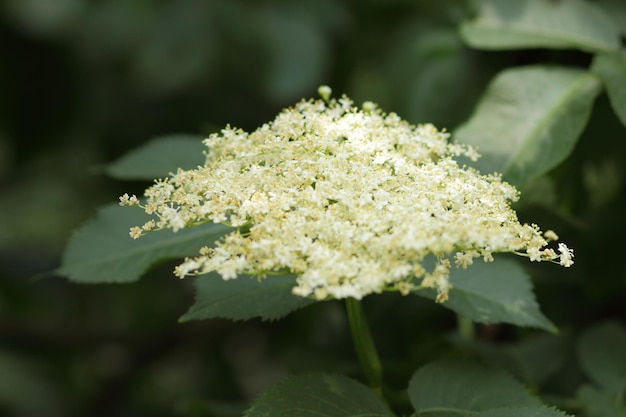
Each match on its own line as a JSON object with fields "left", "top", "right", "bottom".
{"left": 1, "top": 1, "right": 624, "bottom": 416}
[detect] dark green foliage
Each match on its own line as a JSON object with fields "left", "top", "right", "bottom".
{"left": 244, "top": 374, "right": 394, "bottom": 417}
{"left": 2, "top": 0, "right": 626, "bottom": 416}
{"left": 415, "top": 258, "right": 556, "bottom": 332}
{"left": 106, "top": 135, "right": 207, "bottom": 180}
{"left": 58, "top": 204, "right": 230, "bottom": 283}
{"left": 180, "top": 274, "right": 316, "bottom": 322}
{"left": 408, "top": 359, "right": 542, "bottom": 416}
{"left": 576, "top": 322, "right": 626, "bottom": 417}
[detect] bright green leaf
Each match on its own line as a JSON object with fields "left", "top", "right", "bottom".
{"left": 179, "top": 273, "right": 316, "bottom": 322}
{"left": 415, "top": 257, "right": 556, "bottom": 332}
{"left": 454, "top": 65, "right": 601, "bottom": 186}
{"left": 460, "top": 0, "right": 620, "bottom": 53}
{"left": 106, "top": 134, "right": 206, "bottom": 180}
{"left": 58, "top": 204, "right": 230, "bottom": 283}
{"left": 592, "top": 51, "right": 626, "bottom": 128}
{"left": 244, "top": 373, "right": 393, "bottom": 417}
{"left": 577, "top": 321, "right": 626, "bottom": 391}
{"left": 473, "top": 407, "right": 572, "bottom": 417}
{"left": 408, "top": 359, "right": 541, "bottom": 417}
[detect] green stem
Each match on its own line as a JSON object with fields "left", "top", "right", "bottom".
{"left": 345, "top": 298, "right": 383, "bottom": 397}
{"left": 457, "top": 314, "right": 475, "bottom": 341}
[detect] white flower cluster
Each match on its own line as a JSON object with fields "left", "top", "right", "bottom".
{"left": 120, "top": 88, "right": 573, "bottom": 302}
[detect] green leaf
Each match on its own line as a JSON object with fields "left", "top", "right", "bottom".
{"left": 577, "top": 321, "right": 626, "bottom": 391}
{"left": 577, "top": 384, "right": 623, "bottom": 417}
{"left": 408, "top": 359, "right": 542, "bottom": 417}
{"left": 595, "top": 0, "right": 626, "bottom": 37}
{"left": 415, "top": 257, "right": 556, "bottom": 333}
{"left": 384, "top": 25, "right": 486, "bottom": 128}
{"left": 58, "top": 204, "right": 230, "bottom": 283}
{"left": 106, "top": 134, "right": 206, "bottom": 180}
{"left": 452, "top": 332, "right": 569, "bottom": 385}
{"left": 244, "top": 373, "right": 393, "bottom": 417}
{"left": 179, "top": 273, "right": 316, "bottom": 322}
{"left": 473, "top": 407, "right": 572, "bottom": 417}
{"left": 592, "top": 51, "right": 626, "bottom": 128}
{"left": 460, "top": 0, "right": 620, "bottom": 53}
{"left": 258, "top": 6, "right": 329, "bottom": 102}
{"left": 131, "top": 1, "right": 219, "bottom": 94}
{"left": 454, "top": 65, "right": 601, "bottom": 186}
{"left": 0, "top": 349, "right": 62, "bottom": 415}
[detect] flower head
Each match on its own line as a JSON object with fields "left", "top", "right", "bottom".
{"left": 123, "top": 89, "right": 573, "bottom": 301}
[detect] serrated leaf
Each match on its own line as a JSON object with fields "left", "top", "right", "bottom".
{"left": 179, "top": 273, "right": 316, "bottom": 322}
{"left": 577, "top": 321, "right": 626, "bottom": 391}
{"left": 473, "top": 406, "right": 572, "bottom": 417}
{"left": 415, "top": 257, "right": 556, "bottom": 333}
{"left": 408, "top": 359, "right": 541, "bottom": 417}
{"left": 245, "top": 373, "right": 393, "bottom": 417}
{"left": 106, "top": 134, "right": 206, "bottom": 180}
{"left": 58, "top": 204, "right": 230, "bottom": 283}
{"left": 460, "top": 0, "right": 620, "bottom": 53}
{"left": 592, "top": 51, "right": 626, "bottom": 128}
{"left": 454, "top": 65, "right": 601, "bottom": 186}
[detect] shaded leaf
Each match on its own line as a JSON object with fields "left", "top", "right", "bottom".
{"left": 77, "top": 0, "right": 156, "bottom": 61}
{"left": 415, "top": 257, "right": 556, "bottom": 332}
{"left": 460, "top": 0, "right": 620, "bottom": 53}
{"left": 576, "top": 384, "right": 623, "bottom": 417}
{"left": 408, "top": 358, "right": 541, "bottom": 417}
{"left": 0, "top": 350, "right": 62, "bottom": 415}
{"left": 106, "top": 134, "right": 206, "bottom": 180}
{"left": 474, "top": 407, "right": 572, "bottom": 417}
{"left": 452, "top": 332, "right": 569, "bottom": 385}
{"left": 258, "top": 7, "right": 329, "bottom": 102}
{"left": 385, "top": 25, "right": 486, "bottom": 128}
{"left": 244, "top": 373, "right": 393, "bottom": 417}
{"left": 58, "top": 204, "right": 230, "bottom": 283}
{"left": 577, "top": 321, "right": 626, "bottom": 391}
{"left": 595, "top": 0, "right": 626, "bottom": 38}
{"left": 3, "top": 0, "right": 83, "bottom": 37}
{"left": 131, "top": 0, "right": 219, "bottom": 94}
{"left": 592, "top": 51, "right": 626, "bottom": 128}
{"left": 454, "top": 65, "right": 601, "bottom": 186}
{"left": 180, "top": 274, "right": 316, "bottom": 322}
{"left": 349, "top": 24, "right": 489, "bottom": 130}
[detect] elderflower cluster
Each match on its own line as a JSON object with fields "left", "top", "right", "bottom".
{"left": 120, "top": 88, "right": 573, "bottom": 302}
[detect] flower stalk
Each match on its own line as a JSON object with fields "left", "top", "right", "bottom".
{"left": 345, "top": 297, "right": 383, "bottom": 398}
{"left": 457, "top": 314, "right": 475, "bottom": 341}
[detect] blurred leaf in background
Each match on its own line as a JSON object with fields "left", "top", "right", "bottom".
{"left": 1, "top": 0, "right": 625, "bottom": 416}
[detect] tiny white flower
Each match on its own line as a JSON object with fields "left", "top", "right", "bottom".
{"left": 123, "top": 90, "right": 574, "bottom": 302}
